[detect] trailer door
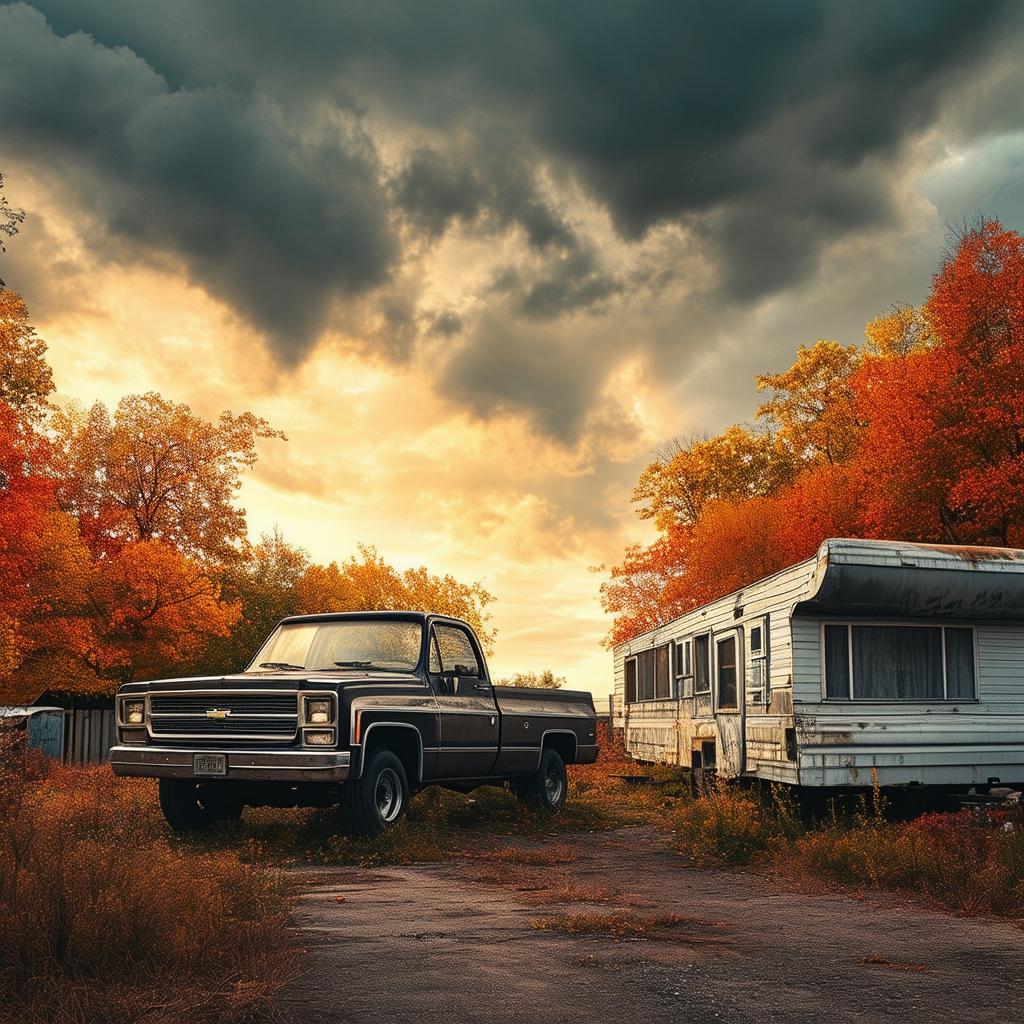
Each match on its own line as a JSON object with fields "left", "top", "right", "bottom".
{"left": 714, "top": 631, "right": 745, "bottom": 777}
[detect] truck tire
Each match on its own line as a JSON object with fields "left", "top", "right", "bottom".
{"left": 158, "top": 779, "right": 244, "bottom": 831}
{"left": 513, "top": 747, "right": 567, "bottom": 812}
{"left": 341, "top": 749, "right": 410, "bottom": 837}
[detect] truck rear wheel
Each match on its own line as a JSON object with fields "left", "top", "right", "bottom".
{"left": 513, "top": 748, "right": 567, "bottom": 812}
{"left": 341, "top": 749, "right": 409, "bottom": 837}
{"left": 158, "top": 779, "right": 244, "bottom": 831}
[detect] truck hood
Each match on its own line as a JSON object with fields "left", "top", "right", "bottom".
{"left": 119, "top": 669, "right": 417, "bottom": 693}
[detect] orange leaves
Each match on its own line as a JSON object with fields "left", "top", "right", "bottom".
{"left": 0, "top": 287, "right": 53, "bottom": 423}
{"left": 89, "top": 541, "right": 241, "bottom": 683}
{"left": 52, "top": 391, "right": 285, "bottom": 562}
{"left": 607, "top": 220, "right": 1024, "bottom": 642}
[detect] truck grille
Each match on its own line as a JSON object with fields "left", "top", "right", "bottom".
{"left": 148, "top": 691, "right": 299, "bottom": 742}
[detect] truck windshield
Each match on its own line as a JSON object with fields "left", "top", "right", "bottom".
{"left": 246, "top": 619, "right": 423, "bottom": 673}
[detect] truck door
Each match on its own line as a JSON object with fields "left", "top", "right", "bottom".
{"left": 714, "top": 630, "right": 745, "bottom": 778}
{"left": 426, "top": 622, "right": 499, "bottom": 779}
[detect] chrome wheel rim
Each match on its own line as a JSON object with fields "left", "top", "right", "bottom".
{"left": 544, "top": 763, "right": 564, "bottom": 805}
{"left": 375, "top": 768, "right": 403, "bottom": 822}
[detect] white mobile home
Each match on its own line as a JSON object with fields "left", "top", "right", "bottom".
{"left": 613, "top": 539, "right": 1024, "bottom": 789}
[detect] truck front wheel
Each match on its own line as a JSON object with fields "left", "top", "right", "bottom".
{"left": 158, "top": 779, "right": 244, "bottom": 831}
{"left": 513, "top": 747, "right": 567, "bottom": 812}
{"left": 341, "top": 749, "right": 410, "bottom": 837}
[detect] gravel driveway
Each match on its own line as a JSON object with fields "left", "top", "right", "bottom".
{"left": 280, "top": 825, "right": 1023, "bottom": 1024}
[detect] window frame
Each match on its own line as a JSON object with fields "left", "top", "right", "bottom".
{"left": 624, "top": 656, "right": 638, "bottom": 704}
{"left": 431, "top": 622, "right": 483, "bottom": 678}
{"left": 715, "top": 631, "right": 740, "bottom": 711}
{"left": 624, "top": 642, "right": 674, "bottom": 704}
{"left": 819, "top": 620, "right": 979, "bottom": 703}
{"left": 747, "top": 615, "right": 770, "bottom": 705}
{"left": 693, "top": 633, "right": 712, "bottom": 694}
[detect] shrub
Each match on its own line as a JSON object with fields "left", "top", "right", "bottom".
{"left": 787, "top": 808, "right": 1024, "bottom": 917}
{"left": 673, "top": 783, "right": 774, "bottom": 865}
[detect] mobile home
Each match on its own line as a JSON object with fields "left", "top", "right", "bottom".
{"left": 613, "top": 539, "right": 1024, "bottom": 789}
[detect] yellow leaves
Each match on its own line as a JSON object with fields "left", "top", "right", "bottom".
{"left": 864, "top": 303, "right": 932, "bottom": 357}
{"left": 632, "top": 425, "right": 791, "bottom": 531}
{"left": 294, "top": 545, "right": 495, "bottom": 654}
{"left": 0, "top": 288, "right": 54, "bottom": 423}
{"left": 755, "top": 339, "right": 862, "bottom": 466}
{"left": 90, "top": 541, "right": 242, "bottom": 683}
{"left": 52, "top": 391, "right": 285, "bottom": 561}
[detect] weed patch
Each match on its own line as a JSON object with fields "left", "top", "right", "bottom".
{"left": 0, "top": 736, "right": 299, "bottom": 1024}
{"left": 530, "top": 911, "right": 725, "bottom": 944}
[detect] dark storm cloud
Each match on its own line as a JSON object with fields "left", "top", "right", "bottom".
{"left": 3, "top": 0, "right": 1021, "bottom": 433}
{"left": 0, "top": 3, "right": 397, "bottom": 363}
{"left": 441, "top": 314, "right": 610, "bottom": 440}
{"left": 391, "top": 144, "right": 576, "bottom": 251}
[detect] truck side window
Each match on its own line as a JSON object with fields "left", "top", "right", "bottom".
{"left": 433, "top": 624, "right": 481, "bottom": 676}
{"left": 428, "top": 633, "right": 442, "bottom": 673}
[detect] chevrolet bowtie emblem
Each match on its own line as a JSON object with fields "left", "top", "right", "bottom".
{"left": 206, "top": 708, "right": 231, "bottom": 720}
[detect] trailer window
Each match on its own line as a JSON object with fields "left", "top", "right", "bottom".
{"left": 675, "top": 639, "right": 693, "bottom": 697}
{"left": 654, "top": 644, "right": 671, "bottom": 699}
{"left": 694, "top": 634, "right": 711, "bottom": 693}
{"left": 637, "top": 649, "right": 655, "bottom": 701}
{"left": 717, "top": 635, "right": 738, "bottom": 710}
{"left": 625, "top": 657, "right": 638, "bottom": 703}
{"left": 823, "top": 623, "right": 976, "bottom": 701}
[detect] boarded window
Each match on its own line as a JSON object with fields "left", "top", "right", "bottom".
{"left": 717, "top": 635, "right": 738, "bottom": 710}
{"left": 655, "top": 644, "right": 671, "bottom": 699}
{"left": 694, "top": 634, "right": 711, "bottom": 692}
{"left": 625, "top": 658, "right": 638, "bottom": 704}
{"left": 824, "top": 624, "right": 975, "bottom": 701}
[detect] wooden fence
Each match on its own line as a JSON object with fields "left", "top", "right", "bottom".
{"left": 64, "top": 708, "right": 117, "bottom": 766}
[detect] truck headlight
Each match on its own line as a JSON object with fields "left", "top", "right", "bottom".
{"left": 124, "top": 701, "right": 145, "bottom": 725}
{"left": 303, "top": 729, "right": 335, "bottom": 746}
{"left": 304, "top": 698, "right": 333, "bottom": 724}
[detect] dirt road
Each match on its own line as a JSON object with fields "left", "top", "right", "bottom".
{"left": 280, "top": 826, "right": 1023, "bottom": 1024}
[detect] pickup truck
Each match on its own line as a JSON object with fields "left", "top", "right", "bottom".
{"left": 110, "top": 611, "right": 598, "bottom": 835}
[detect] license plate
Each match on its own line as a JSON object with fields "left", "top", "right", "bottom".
{"left": 193, "top": 753, "right": 227, "bottom": 776}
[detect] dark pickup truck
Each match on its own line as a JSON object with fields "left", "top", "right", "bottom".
{"left": 110, "top": 611, "right": 598, "bottom": 835}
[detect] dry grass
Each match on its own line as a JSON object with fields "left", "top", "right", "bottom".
{"left": 471, "top": 843, "right": 579, "bottom": 866}
{"left": 0, "top": 735, "right": 300, "bottom": 1024}
{"left": 862, "top": 952, "right": 927, "bottom": 972}
{"left": 530, "top": 911, "right": 725, "bottom": 945}
{"left": 667, "top": 772, "right": 1024, "bottom": 921}
{"left": 782, "top": 807, "right": 1024, "bottom": 919}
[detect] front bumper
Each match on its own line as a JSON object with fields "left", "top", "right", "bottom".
{"left": 109, "top": 745, "right": 351, "bottom": 782}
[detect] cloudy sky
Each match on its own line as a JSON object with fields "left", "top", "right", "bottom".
{"left": 3, "top": 1, "right": 1024, "bottom": 696}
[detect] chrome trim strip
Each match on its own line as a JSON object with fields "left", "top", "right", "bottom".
{"left": 109, "top": 745, "right": 351, "bottom": 782}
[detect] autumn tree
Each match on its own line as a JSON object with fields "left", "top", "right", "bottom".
{"left": 606, "top": 220, "right": 1024, "bottom": 643}
{"left": 0, "top": 404, "right": 96, "bottom": 704}
{"left": 88, "top": 541, "right": 240, "bottom": 684}
{"left": 188, "top": 531, "right": 310, "bottom": 674}
{"left": 632, "top": 425, "right": 791, "bottom": 532}
{"left": 296, "top": 545, "right": 495, "bottom": 653}
{"left": 495, "top": 670, "right": 565, "bottom": 689}
{"left": 856, "top": 220, "right": 1024, "bottom": 546}
{"left": 0, "top": 173, "right": 24, "bottom": 287}
{"left": 53, "top": 392, "right": 285, "bottom": 561}
{"left": 755, "top": 340, "right": 862, "bottom": 466}
{"left": 0, "top": 290, "right": 54, "bottom": 423}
